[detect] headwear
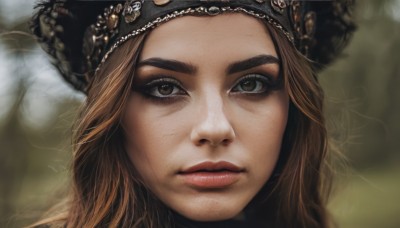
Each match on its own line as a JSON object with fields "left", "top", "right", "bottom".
{"left": 31, "top": 0, "right": 356, "bottom": 93}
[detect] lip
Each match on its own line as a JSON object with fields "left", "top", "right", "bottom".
{"left": 178, "top": 161, "right": 245, "bottom": 189}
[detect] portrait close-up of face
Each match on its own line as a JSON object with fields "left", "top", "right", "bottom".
{"left": 5, "top": 0, "right": 400, "bottom": 227}
{"left": 123, "top": 14, "right": 289, "bottom": 222}
{"left": 0, "top": 0, "right": 368, "bottom": 227}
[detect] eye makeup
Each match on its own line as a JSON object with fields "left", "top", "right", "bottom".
{"left": 132, "top": 76, "right": 188, "bottom": 103}
{"left": 230, "top": 72, "right": 283, "bottom": 97}
{"left": 132, "top": 54, "right": 282, "bottom": 104}
{"left": 132, "top": 71, "right": 282, "bottom": 104}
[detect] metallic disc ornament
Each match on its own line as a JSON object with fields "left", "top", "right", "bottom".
{"left": 123, "top": 0, "right": 143, "bottom": 23}
{"left": 304, "top": 11, "right": 317, "bottom": 37}
{"left": 153, "top": 0, "right": 171, "bottom": 6}
{"left": 107, "top": 14, "right": 120, "bottom": 30}
{"left": 271, "top": 0, "right": 287, "bottom": 14}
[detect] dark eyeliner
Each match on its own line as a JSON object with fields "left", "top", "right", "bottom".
{"left": 231, "top": 73, "right": 280, "bottom": 96}
{"left": 132, "top": 76, "right": 187, "bottom": 102}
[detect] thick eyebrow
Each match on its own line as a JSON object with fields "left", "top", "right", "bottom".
{"left": 137, "top": 54, "right": 279, "bottom": 75}
{"left": 227, "top": 55, "right": 280, "bottom": 75}
{"left": 137, "top": 57, "right": 197, "bottom": 74}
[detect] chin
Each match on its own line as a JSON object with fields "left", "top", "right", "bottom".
{"left": 175, "top": 204, "right": 244, "bottom": 222}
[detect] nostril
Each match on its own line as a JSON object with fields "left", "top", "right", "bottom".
{"left": 199, "top": 139, "right": 208, "bottom": 145}
{"left": 221, "top": 139, "right": 231, "bottom": 145}
{"left": 197, "top": 138, "right": 232, "bottom": 147}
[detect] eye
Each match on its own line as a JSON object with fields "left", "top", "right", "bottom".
{"left": 231, "top": 74, "right": 272, "bottom": 94}
{"left": 135, "top": 77, "right": 187, "bottom": 99}
{"left": 149, "top": 82, "right": 181, "bottom": 97}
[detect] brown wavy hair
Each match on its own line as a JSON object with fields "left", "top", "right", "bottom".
{"left": 31, "top": 22, "right": 332, "bottom": 228}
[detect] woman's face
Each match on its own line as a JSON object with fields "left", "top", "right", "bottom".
{"left": 123, "top": 14, "right": 289, "bottom": 221}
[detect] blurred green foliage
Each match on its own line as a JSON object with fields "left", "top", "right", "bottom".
{"left": 0, "top": 0, "right": 399, "bottom": 227}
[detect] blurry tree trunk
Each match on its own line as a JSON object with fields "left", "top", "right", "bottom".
{"left": 0, "top": 76, "right": 29, "bottom": 226}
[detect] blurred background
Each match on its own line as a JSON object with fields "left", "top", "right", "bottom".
{"left": 0, "top": 0, "right": 399, "bottom": 227}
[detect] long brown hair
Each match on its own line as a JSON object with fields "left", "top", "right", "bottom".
{"left": 67, "top": 33, "right": 173, "bottom": 228}
{"left": 32, "top": 21, "right": 332, "bottom": 228}
{"left": 255, "top": 24, "right": 331, "bottom": 228}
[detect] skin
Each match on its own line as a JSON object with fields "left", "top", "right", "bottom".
{"left": 123, "top": 13, "right": 289, "bottom": 222}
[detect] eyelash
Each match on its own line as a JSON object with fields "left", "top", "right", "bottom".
{"left": 134, "top": 74, "right": 279, "bottom": 102}
{"left": 133, "top": 77, "right": 187, "bottom": 102}
{"left": 230, "top": 74, "right": 276, "bottom": 96}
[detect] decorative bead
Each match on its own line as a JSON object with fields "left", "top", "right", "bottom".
{"left": 103, "top": 36, "right": 110, "bottom": 48}
{"left": 291, "top": 1, "right": 302, "bottom": 34}
{"left": 39, "top": 15, "right": 53, "bottom": 39}
{"left": 83, "top": 26, "right": 96, "bottom": 56}
{"left": 304, "top": 12, "right": 316, "bottom": 37}
{"left": 105, "top": 7, "right": 111, "bottom": 15}
{"left": 60, "top": 61, "right": 71, "bottom": 74}
{"left": 254, "top": 0, "right": 265, "bottom": 3}
{"left": 208, "top": 6, "right": 220, "bottom": 15}
{"left": 54, "top": 25, "right": 64, "bottom": 33}
{"left": 54, "top": 38, "right": 65, "bottom": 51}
{"left": 115, "top": 4, "right": 123, "bottom": 13}
{"left": 277, "top": 0, "right": 287, "bottom": 8}
{"left": 56, "top": 50, "right": 66, "bottom": 61}
{"left": 50, "top": 11, "right": 58, "bottom": 18}
{"left": 107, "top": 14, "right": 119, "bottom": 30}
{"left": 271, "top": 0, "right": 287, "bottom": 14}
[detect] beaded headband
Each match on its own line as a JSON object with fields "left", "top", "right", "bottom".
{"left": 31, "top": 0, "right": 356, "bottom": 93}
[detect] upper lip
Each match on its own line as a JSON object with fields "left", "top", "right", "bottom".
{"left": 179, "top": 161, "right": 245, "bottom": 174}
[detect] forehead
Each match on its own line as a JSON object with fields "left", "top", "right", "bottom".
{"left": 140, "top": 13, "right": 277, "bottom": 61}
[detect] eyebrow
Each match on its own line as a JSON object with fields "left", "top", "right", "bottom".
{"left": 137, "top": 58, "right": 197, "bottom": 74}
{"left": 227, "top": 55, "right": 280, "bottom": 74}
{"left": 137, "top": 54, "right": 280, "bottom": 75}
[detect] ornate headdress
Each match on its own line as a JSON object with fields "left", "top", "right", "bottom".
{"left": 31, "top": 0, "right": 356, "bottom": 93}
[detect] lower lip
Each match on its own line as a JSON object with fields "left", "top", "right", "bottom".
{"left": 180, "top": 171, "right": 241, "bottom": 189}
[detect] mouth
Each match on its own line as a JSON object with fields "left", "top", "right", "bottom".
{"left": 179, "top": 161, "right": 244, "bottom": 173}
{"left": 178, "top": 161, "right": 245, "bottom": 189}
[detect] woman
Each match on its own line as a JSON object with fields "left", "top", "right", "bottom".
{"left": 30, "top": 0, "right": 356, "bottom": 227}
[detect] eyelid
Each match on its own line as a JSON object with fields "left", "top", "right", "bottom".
{"left": 134, "top": 75, "right": 184, "bottom": 88}
{"left": 237, "top": 73, "right": 273, "bottom": 82}
{"left": 232, "top": 73, "right": 273, "bottom": 87}
{"left": 132, "top": 76, "right": 188, "bottom": 101}
{"left": 230, "top": 73, "right": 279, "bottom": 95}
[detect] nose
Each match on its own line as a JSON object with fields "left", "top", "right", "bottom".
{"left": 190, "top": 95, "right": 235, "bottom": 147}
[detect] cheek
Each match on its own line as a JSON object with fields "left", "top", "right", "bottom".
{"left": 235, "top": 92, "right": 289, "bottom": 178}
{"left": 122, "top": 97, "right": 189, "bottom": 184}
{"left": 123, "top": 98, "right": 158, "bottom": 180}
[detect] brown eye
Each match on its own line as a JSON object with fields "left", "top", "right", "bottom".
{"left": 138, "top": 78, "right": 187, "bottom": 99}
{"left": 240, "top": 80, "right": 257, "bottom": 92}
{"left": 232, "top": 74, "right": 269, "bottom": 94}
{"left": 158, "top": 84, "right": 174, "bottom": 95}
{"left": 150, "top": 82, "right": 182, "bottom": 97}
